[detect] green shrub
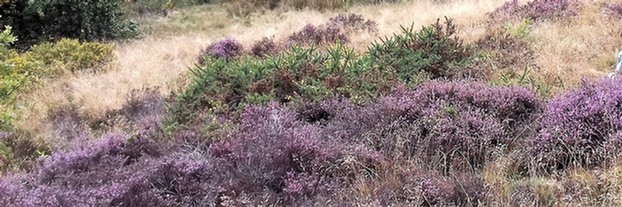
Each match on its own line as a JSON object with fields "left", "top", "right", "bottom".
{"left": 1, "top": 39, "right": 113, "bottom": 85}
{"left": 175, "top": 44, "right": 399, "bottom": 123}
{"left": 175, "top": 17, "right": 480, "bottom": 124}
{"left": 28, "top": 39, "right": 114, "bottom": 73}
{"left": 0, "top": 0, "right": 137, "bottom": 49}
{"left": 0, "top": 25, "right": 16, "bottom": 47}
{"left": 492, "top": 67, "right": 563, "bottom": 98}
{"left": 505, "top": 18, "right": 534, "bottom": 39}
{"left": 367, "top": 17, "right": 476, "bottom": 80}
{"left": 0, "top": 28, "right": 31, "bottom": 104}
{"left": 0, "top": 39, "right": 113, "bottom": 129}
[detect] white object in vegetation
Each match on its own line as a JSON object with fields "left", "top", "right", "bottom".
{"left": 608, "top": 50, "right": 622, "bottom": 79}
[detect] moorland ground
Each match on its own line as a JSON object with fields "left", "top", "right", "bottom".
{"left": 2, "top": 0, "right": 622, "bottom": 206}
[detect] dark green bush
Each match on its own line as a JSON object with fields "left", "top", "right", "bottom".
{"left": 0, "top": 0, "right": 137, "bottom": 49}
{"left": 175, "top": 18, "right": 480, "bottom": 124}
{"left": 175, "top": 44, "right": 399, "bottom": 123}
{"left": 367, "top": 17, "right": 476, "bottom": 80}
{"left": 175, "top": 17, "right": 485, "bottom": 125}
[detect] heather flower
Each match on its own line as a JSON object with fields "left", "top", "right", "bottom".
{"left": 200, "top": 38, "right": 243, "bottom": 61}
{"left": 488, "top": 0, "right": 579, "bottom": 25}
{"left": 251, "top": 37, "right": 278, "bottom": 58}
{"left": 327, "top": 13, "right": 378, "bottom": 33}
{"left": 531, "top": 78, "right": 622, "bottom": 171}
{"left": 317, "top": 80, "right": 541, "bottom": 172}
{"left": 602, "top": 3, "right": 622, "bottom": 18}
{"left": 365, "top": 168, "right": 486, "bottom": 206}
{"left": 228, "top": 103, "right": 337, "bottom": 188}
{"left": 284, "top": 13, "right": 377, "bottom": 47}
{"left": 524, "top": 0, "right": 578, "bottom": 21}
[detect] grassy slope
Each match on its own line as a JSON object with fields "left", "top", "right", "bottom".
{"left": 9, "top": 0, "right": 622, "bottom": 205}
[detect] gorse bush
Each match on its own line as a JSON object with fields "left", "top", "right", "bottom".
{"left": 0, "top": 0, "right": 137, "bottom": 48}
{"left": 179, "top": 16, "right": 479, "bottom": 124}
{"left": 367, "top": 17, "right": 476, "bottom": 80}
{"left": 504, "top": 18, "right": 534, "bottom": 39}
{"left": 0, "top": 32, "right": 33, "bottom": 130}
{"left": 531, "top": 78, "right": 622, "bottom": 172}
{"left": 0, "top": 28, "right": 25, "bottom": 106}
{"left": 177, "top": 44, "right": 400, "bottom": 123}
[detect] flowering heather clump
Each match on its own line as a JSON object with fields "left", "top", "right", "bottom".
{"left": 250, "top": 37, "right": 278, "bottom": 58}
{"left": 199, "top": 38, "right": 243, "bottom": 62}
{"left": 213, "top": 104, "right": 341, "bottom": 199}
{"left": 524, "top": 0, "right": 578, "bottom": 21}
{"left": 488, "top": 0, "right": 578, "bottom": 25}
{"left": 354, "top": 168, "right": 486, "bottom": 206}
{"left": 531, "top": 78, "right": 622, "bottom": 171}
{"left": 204, "top": 102, "right": 386, "bottom": 204}
{"left": 285, "top": 13, "right": 377, "bottom": 47}
{"left": 326, "top": 13, "right": 378, "bottom": 34}
{"left": 286, "top": 23, "right": 348, "bottom": 47}
{"left": 493, "top": 0, "right": 522, "bottom": 17}
{"left": 476, "top": 28, "right": 536, "bottom": 71}
{"left": 319, "top": 80, "right": 542, "bottom": 172}
{"left": 602, "top": 3, "right": 622, "bottom": 18}
{"left": 0, "top": 132, "right": 166, "bottom": 207}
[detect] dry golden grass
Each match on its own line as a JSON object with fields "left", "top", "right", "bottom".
{"left": 140, "top": 0, "right": 508, "bottom": 47}
{"left": 13, "top": 34, "right": 212, "bottom": 141}
{"left": 527, "top": 1, "right": 622, "bottom": 90}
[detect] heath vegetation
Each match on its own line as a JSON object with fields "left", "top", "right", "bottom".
{"left": 2, "top": 0, "right": 622, "bottom": 206}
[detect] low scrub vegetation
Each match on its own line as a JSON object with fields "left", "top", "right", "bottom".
{"left": 3, "top": 0, "right": 622, "bottom": 206}
{"left": 0, "top": 29, "right": 113, "bottom": 170}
